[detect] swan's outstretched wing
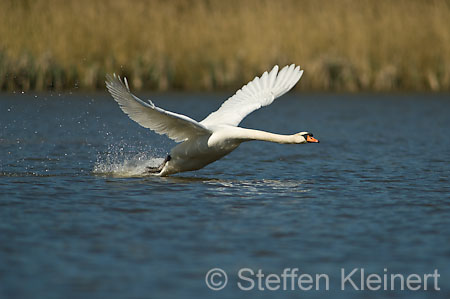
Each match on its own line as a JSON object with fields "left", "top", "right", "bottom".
{"left": 201, "top": 64, "right": 303, "bottom": 127}
{"left": 106, "top": 74, "right": 211, "bottom": 142}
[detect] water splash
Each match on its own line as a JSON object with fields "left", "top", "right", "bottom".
{"left": 93, "top": 145, "right": 165, "bottom": 177}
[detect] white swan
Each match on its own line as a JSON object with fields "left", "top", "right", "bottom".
{"left": 105, "top": 64, "right": 319, "bottom": 176}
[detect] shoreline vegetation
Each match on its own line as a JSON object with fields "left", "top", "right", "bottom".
{"left": 1, "top": 0, "right": 450, "bottom": 92}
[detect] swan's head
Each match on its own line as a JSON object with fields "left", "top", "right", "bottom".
{"left": 295, "top": 132, "right": 319, "bottom": 144}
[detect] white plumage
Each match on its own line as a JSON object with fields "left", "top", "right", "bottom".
{"left": 105, "top": 75, "right": 211, "bottom": 142}
{"left": 106, "top": 64, "right": 318, "bottom": 176}
{"left": 201, "top": 65, "right": 303, "bottom": 127}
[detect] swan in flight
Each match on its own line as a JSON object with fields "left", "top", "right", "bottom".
{"left": 106, "top": 64, "right": 319, "bottom": 176}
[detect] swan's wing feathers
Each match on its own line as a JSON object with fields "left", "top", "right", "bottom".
{"left": 106, "top": 74, "right": 211, "bottom": 142}
{"left": 201, "top": 64, "right": 303, "bottom": 127}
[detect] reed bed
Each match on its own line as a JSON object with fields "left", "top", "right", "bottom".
{"left": 1, "top": 0, "right": 449, "bottom": 92}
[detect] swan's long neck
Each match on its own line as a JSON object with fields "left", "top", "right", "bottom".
{"left": 230, "top": 128, "right": 301, "bottom": 144}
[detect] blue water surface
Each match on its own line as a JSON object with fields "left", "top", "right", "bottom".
{"left": 0, "top": 92, "right": 449, "bottom": 299}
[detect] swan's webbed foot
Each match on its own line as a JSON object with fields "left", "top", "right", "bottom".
{"left": 145, "top": 155, "right": 171, "bottom": 174}
{"left": 146, "top": 166, "right": 162, "bottom": 173}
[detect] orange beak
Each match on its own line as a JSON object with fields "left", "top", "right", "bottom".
{"left": 306, "top": 135, "right": 320, "bottom": 143}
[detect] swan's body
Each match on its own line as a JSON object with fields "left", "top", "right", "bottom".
{"left": 106, "top": 64, "right": 319, "bottom": 176}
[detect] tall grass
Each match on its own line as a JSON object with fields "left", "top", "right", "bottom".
{"left": 1, "top": 0, "right": 449, "bottom": 91}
